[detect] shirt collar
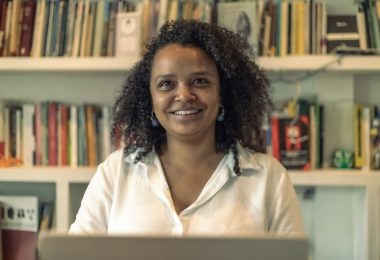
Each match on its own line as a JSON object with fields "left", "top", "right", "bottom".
{"left": 123, "top": 143, "right": 263, "bottom": 172}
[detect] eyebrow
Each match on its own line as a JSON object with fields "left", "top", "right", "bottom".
{"left": 153, "top": 71, "right": 214, "bottom": 82}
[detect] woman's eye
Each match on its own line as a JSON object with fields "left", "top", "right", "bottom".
{"left": 158, "top": 80, "right": 174, "bottom": 90}
{"left": 193, "top": 78, "right": 209, "bottom": 87}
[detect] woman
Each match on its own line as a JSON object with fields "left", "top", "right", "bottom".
{"left": 70, "top": 20, "right": 304, "bottom": 235}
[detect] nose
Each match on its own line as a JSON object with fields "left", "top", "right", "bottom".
{"left": 175, "top": 84, "right": 195, "bottom": 102}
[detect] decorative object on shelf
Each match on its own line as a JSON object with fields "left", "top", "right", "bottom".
{"left": 332, "top": 149, "right": 354, "bottom": 169}
{"left": 115, "top": 11, "right": 142, "bottom": 57}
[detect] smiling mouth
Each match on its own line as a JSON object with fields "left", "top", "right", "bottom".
{"left": 172, "top": 109, "right": 202, "bottom": 115}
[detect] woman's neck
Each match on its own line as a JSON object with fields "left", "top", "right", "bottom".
{"left": 160, "top": 135, "right": 222, "bottom": 172}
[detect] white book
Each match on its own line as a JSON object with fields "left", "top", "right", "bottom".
{"left": 4, "top": 107, "right": 9, "bottom": 159}
{"left": 70, "top": 105, "right": 78, "bottom": 168}
{"left": 101, "top": 106, "right": 111, "bottom": 161}
{"left": 22, "top": 104, "right": 35, "bottom": 166}
{"left": 15, "top": 108, "right": 22, "bottom": 159}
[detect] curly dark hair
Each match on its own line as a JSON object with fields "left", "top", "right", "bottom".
{"left": 112, "top": 19, "right": 272, "bottom": 175}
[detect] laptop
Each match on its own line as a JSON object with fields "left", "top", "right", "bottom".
{"left": 38, "top": 233, "right": 308, "bottom": 260}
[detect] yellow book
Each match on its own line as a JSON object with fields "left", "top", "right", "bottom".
{"left": 9, "top": 0, "right": 22, "bottom": 55}
{"left": 168, "top": 0, "right": 178, "bottom": 21}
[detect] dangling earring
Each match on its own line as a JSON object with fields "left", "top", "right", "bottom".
{"left": 217, "top": 106, "right": 225, "bottom": 122}
{"left": 151, "top": 111, "right": 160, "bottom": 127}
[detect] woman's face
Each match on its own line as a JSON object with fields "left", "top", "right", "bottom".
{"left": 149, "top": 44, "right": 221, "bottom": 140}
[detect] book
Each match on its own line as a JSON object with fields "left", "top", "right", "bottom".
{"left": 326, "top": 15, "right": 360, "bottom": 53}
{"left": 22, "top": 104, "right": 35, "bottom": 166}
{"left": 9, "top": 0, "right": 22, "bottom": 56}
{"left": 18, "top": 0, "right": 36, "bottom": 56}
{"left": 38, "top": 201, "right": 54, "bottom": 231}
{"left": 354, "top": 104, "right": 363, "bottom": 168}
{"left": 271, "top": 101, "right": 311, "bottom": 170}
{"left": 0, "top": 195, "right": 38, "bottom": 260}
{"left": 0, "top": 100, "right": 4, "bottom": 159}
{"left": 217, "top": 1, "right": 257, "bottom": 54}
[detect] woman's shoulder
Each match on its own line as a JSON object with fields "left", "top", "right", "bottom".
{"left": 236, "top": 145, "right": 286, "bottom": 178}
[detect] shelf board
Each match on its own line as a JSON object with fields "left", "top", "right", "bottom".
{"left": 258, "top": 55, "right": 380, "bottom": 72}
{"left": 0, "top": 167, "right": 96, "bottom": 182}
{"left": 1, "top": 167, "right": 380, "bottom": 185}
{"left": 0, "top": 56, "right": 140, "bottom": 71}
{"left": 289, "top": 170, "right": 380, "bottom": 186}
{"left": 1, "top": 55, "right": 380, "bottom": 72}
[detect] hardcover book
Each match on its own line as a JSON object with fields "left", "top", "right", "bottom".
{"left": 0, "top": 196, "right": 38, "bottom": 260}
{"left": 326, "top": 15, "right": 360, "bottom": 53}
{"left": 217, "top": 1, "right": 257, "bottom": 54}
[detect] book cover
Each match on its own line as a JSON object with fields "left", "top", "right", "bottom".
{"left": 19, "top": 0, "right": 36, "bottom": 56}
{"left": 0, "top": 196, "right": 38, "bottom": 260}
{"left": 217, "top": 1, "right": 257, "bottom": 54}
{"left": 326, "top": 15, "right": 360, "bottom": 53}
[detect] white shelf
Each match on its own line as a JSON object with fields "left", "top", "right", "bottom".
{"left": 258, "top": 55, "right": 380, "bottom": 72}
{"left": 0, "top": 167, "right": 95, "bottom": 183}
{"left": 1, "top": 167, "right": 380, "bottom": 186}
{"left": 1, "top": 55, "right": 380, "bottom": 72}
{"left": 0, "top": 56, "right": 140, "bottom": 71}
{"left": 289, "top": 170, "right": 380, "bottom": 186}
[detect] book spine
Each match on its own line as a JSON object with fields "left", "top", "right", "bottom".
{"left": 19, "top": 0, "right": 36, "bottom": 56}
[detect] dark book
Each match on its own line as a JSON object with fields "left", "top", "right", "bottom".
{"left": 318, "top": 105, "right": 324, "bottom": 168}
{"left": 38, "top": 201, "right": 54, "bottom": 231}
{"left": 0, "top": 0, "right": 7, "bottom": 56}
{"left": 326, "top": 15, "right": 360, "bottom": 53}
{"left": 0, "top": 196, "right": 38, "bottom": 260}
{"left": 272, "top": 115, "right": 311, "bottom": 170}
{"left": 19, "top": 0, "right": 36, "bottom": 56}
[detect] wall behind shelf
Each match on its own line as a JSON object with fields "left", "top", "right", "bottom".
{"left": 0, "top": 72, "right": 128, "bottom": 105}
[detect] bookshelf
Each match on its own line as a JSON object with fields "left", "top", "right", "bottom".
{"left": 1, "top": 0, "right": 380, "bottom": 258}
{"left": 1, "top": 54, "right": 380, "bottom": 260}
{"left": 2, "top": 55, "right": 380, "bottom": 72}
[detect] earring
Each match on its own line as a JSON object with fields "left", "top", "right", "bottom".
{"left": 151, "top": 111, "right": 160, "bottom": 127}
{"left": 217, "top": 106, "right": 225, "bottom": 122}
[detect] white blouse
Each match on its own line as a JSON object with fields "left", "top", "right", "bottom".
{"left": 69, "top": 145, "right": 304, "bottom": 235}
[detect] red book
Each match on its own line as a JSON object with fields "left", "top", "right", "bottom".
{"left": 60, "top": 104, "right": 68, "bottom": 165}
{"left": 48, "top": 103, "right": 57, "bottom": 166}
{"left": 271, "top": 116, "right": 280, "bottom": 160}
{"left": 19, "top": 0, "right": 36, "bottom": 56}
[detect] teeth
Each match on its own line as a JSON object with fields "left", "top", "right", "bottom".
{"left": 174, "top": 109, "right": 199, "bottom": 115}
